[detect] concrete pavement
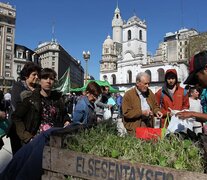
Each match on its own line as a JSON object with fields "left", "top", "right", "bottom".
{"left": 0, "top": 136, "right": 12, "bottom": 173}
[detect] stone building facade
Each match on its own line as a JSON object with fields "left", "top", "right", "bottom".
{"left": 35, "top": 41, "right": 84, "bottom": 88}
{"left": 0, "top": 2, "right": 16, "bottom": 90}
{"left": 188, "top": 32, "right": 207, "bottom": 58}
{"left": 13, "top": 44, "right": 39, "bottom": 81}
{"left": 100, "top": 5, "right": 200, "bottom": 92}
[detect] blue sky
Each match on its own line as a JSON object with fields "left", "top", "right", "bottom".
{"left": 5, "top": 0, "right": 207, "bottom": 79}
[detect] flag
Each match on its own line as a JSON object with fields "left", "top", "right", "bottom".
{"left": 54, "top": 67, "right": 70, "bottom": 95}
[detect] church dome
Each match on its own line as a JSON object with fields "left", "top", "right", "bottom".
{"left": 127, "top": 15, "right": 140, "bottom": 23}
{"left": 103, "top": 35, "right": 114, "bottom": 46}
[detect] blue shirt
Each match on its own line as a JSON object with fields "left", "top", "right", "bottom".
{"left": 72, "top": 96, "right": 96, "bottom": 125}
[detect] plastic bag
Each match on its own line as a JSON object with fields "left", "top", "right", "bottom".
{"left": 136, "top": 116, "right": 169, "bottom": 140}
{"left": 103, "top": 108, "right": 112, "bottom": 120}
{"left": 136, "top": 127, "right": 162, "bottom": 140}
{"left": 167, "top": 114, "right": 194, "bottom": 134}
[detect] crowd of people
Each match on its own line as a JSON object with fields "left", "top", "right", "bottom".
{"left": 0, "top": 62, "right": 123, "bottom": 179}
{"left": 1, "top": 50, "right": 207, "bottom": 178}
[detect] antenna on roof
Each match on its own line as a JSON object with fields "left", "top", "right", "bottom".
{"left": 133, "top": 8, "right": 136, "bottom": 16}
{"left": 52, "top": 20, "right": 55, "bottom": 42}
{"left": 180, "top": 0, "right": 184, "bottom": 28}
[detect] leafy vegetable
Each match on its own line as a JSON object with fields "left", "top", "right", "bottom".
{"left": 64, "top": 121, "right": 205, "bottom": 173}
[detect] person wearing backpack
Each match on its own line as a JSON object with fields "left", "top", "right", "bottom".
{"left": 155, "top": 69, "right": 189, "bottom": 127}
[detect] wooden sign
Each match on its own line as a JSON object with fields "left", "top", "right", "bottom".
{"left": 43, "top": 146, "right": 207, "bottom": 180}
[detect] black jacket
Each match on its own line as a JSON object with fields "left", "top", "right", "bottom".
{"left": 11, "top": 88, "right": 67, "bottom": 143}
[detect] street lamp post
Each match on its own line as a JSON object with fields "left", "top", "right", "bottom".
{"left": 82, "top": 50, "right": 90, "bottom": 84}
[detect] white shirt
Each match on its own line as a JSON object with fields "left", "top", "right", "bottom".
{"left": 189, "top": 98, "right": 203, "bottom": 134}
{"left": 189, "top": 98, "right": 202, "bottom": 113}
{"left": 136, "top": 88, "right": 150, "bottom": 111}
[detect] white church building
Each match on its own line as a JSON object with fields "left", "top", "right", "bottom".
{"left": 99, "top": 5, "right": 198, "bottom": 93}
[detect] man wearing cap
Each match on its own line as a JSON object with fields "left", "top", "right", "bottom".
{"left": 176, "top": 51, "right": 207, "bottom": 121}
{"left": 155, "top": 69, "right": 189, "bottom": 127}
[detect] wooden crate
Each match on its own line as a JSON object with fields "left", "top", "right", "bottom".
{"left": 42, "top": 134, "right": 207, "bottom": 180}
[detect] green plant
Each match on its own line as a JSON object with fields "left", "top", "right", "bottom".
{"left": 64, "top": 121, "right": 204, "bottom": 173}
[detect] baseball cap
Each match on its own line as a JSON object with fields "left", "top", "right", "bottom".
{"left": 184, "top": 51, "right": 207, "bottom": 85}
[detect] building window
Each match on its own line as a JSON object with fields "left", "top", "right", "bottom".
{"left": 7, "top": 27, "right": 12, "bottom": 34}
{"left": 17, "top": 51, "right": 23, "bottom": 59}
{"left": 5, "top": 63, "right": 11, "bottom": 69}
{"left": 128, "top": 30, "right": 131, "bottom": 40}
{"left": 5, "top": 72, "right": 10, "bottom": 77}
{"left": 17, "top": 65, "right": 21, "bottom": 73}
{"left": 112, "top": 74, "right": 116, "bottom": 85}
{"left": 5, "top": 53, "right": 12, "bottom": 60}
{"left": 52, "top": 62, "right": 55, "bottom": 66}
{"left": 8, "top": 11, "right": 13, "bottom": 16}
{"left": 139, "top": 30, "right": 142, "bottom": 40}
{"left": 7, "top": 20, "right": 12, "bottom": 25}
{"left": 6, "top": 36, "right": 12, "bottom": 43}
{"left": 185, "top": 41, "right": 187, "bottom": 45}
{"left": 116, "top": 14, "right": 119, "bottom": 19}
{"left": 185, "top": 49, "right": 188, "bottom": 57}
{"left": 145, "top": 70, "right": 151, "bottom": 81}
{"left": 6, "top": 45, "right": 12, "bottom": 51}
{"left": 105, "top": 48, "right": 109, "bottom": 53}
{"left": 103, "top": 75, "right": 108, "bottom": 81}
{"left": 52, "top": 57, "right": 55, "bottom": 60}
{"left": 180, "top": 42, "right": 182, "bottom": 46}
{"left": 127, "top": 70, "right": 132, "bottom": 83}
{"left": 157, "top": 68, "right": 165, "bottom": 82}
